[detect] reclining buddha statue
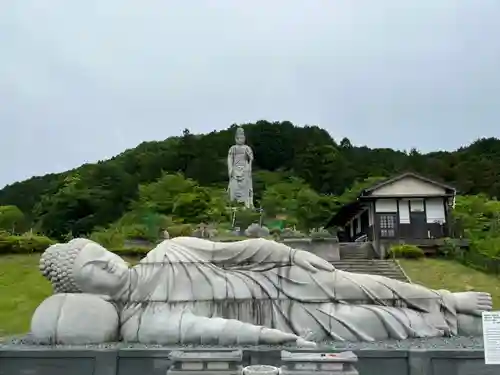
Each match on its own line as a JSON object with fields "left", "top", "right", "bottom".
{"left": 31, "top": 237, "right": 492, "bottom": 346}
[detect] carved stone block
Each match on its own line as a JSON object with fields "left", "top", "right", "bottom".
{"left": 280, "top": 350, "right": 359, "bottom": 375}
{"left": 167, "top": 350, "right": 243, "bottom": 375}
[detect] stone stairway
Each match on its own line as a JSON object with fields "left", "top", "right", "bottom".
{"left": 339, "top": 242, "right": 376, "bottom": 259}
{"left": 334, "top": 242, "right": 410, "bottom": 282}
{"left": 332, "top": 258, "right": 410, "bottom": 282}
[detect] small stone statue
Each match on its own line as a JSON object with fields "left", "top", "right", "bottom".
{"left": 227, "top": 127, "right": 254, "bottom": 208}
{"left": 245, "top": 223, "right": 270, "bottom": 238}
{"left": 192, "top": 223, "right": 211, "bottom": 238}
{"left": 32, "top": 238, "right": 492, "bottom": 345}
{"left": 162, "top": 229, "right": 170, "bottom": 239}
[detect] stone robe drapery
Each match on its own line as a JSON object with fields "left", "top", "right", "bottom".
{"left": 118, "top": 238, "right": 458, "bottom": 344}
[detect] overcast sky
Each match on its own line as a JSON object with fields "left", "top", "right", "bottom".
{"left": 1, "top": 1, "right": 500, "bottom": 187}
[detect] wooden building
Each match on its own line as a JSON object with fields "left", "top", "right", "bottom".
{"left": 326, "top": 173, "right": 456, "bottom": 254}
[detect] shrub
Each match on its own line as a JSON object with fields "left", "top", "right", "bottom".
{"left": 0, "top": 233, "right": 55, "bottom": 254}
{"left": 166, "top": 224, "right": 193, "bottom": 237}
{"left": 310, "top": 227, "right": 334, "bottom": 239}
{"left": 89, "top": 228, "right": 125, "bottom": 249}
{"left": 388, "top": 244, "right": 424, "bottom": 259}
{"left": 111, "top": 246, "right": 151, "bottom": 257}
{"left": 280, "top": 228, "right": 307, "bottom": 239}
{"left": 269, "top": 227, "right": 282, "bottom": 240}
{"left": 234, "top": 209, "right": 261, "bottom": 230}
{"left": 121, "top": 224, "right": 158, "bottom": 242}
{"left": 437, "top": 237, "right": 461, "bottom": 258}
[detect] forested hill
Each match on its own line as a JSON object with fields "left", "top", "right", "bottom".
{"left": 1, "top": 120, "right": 500, "bottom": 237}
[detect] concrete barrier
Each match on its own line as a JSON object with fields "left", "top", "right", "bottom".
{"left": 0, "top": 346, "right": 497, "bottom": 375}
{"left": 281, "top": 238, "right": 340, "bottom": 261}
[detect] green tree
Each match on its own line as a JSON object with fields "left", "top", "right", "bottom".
{"left": 451, "top": 194, "right": 500, "bottom": 257}
{"left": 0, "top": 205, "right": 26, "bottom": 233}
{"left": 337, "top": 176, "right": 387, "bottom": 204}
{"left": 261, "top": 178, "right": 336, "bottom": 231}
{"left": 135, "top": 173, "right": 197, "bottom": 215}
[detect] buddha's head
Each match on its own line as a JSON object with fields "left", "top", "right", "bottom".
{"left": 235, "top": 127, "right": 246, "bottom": 145}
{"left": 40, "top": 238, "right": 129, "bottom": 296}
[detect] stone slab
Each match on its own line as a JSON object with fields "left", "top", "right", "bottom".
{"left": 167, "top": 349, "right": 243, "bottom": 374}
{"left": 280, "top": 350, "right": 359, "bottom": 374}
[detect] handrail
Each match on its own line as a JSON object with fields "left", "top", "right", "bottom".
{"left": 354, "top": 234, "right": 368, "bottom": 242}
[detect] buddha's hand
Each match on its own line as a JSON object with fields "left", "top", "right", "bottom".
{"left": 292, "top": 249, "right": 334, "bottom": 273}
{"left": 259, "top": 328, "right": 316, "bottom": 347}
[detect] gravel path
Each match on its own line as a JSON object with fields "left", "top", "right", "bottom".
{"left": 0, "top": 335, "right": 484, "bottom": 351}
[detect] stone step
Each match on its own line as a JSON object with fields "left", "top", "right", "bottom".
{"left": 332, "top": 259, "right": 409, "bottom": 282}
{"left": 333, "top": 264, "right": 402, "bottom": 269}
{"left": 337, "top": 271, "right": 405, "bottom": 277}
{"left": 346, "top": 273, "right": 408, "bottom": 282}
{"left": 336, "top": 269, "right": 403, "bottom": 274}
{"left": 333, "top": 259, "right": 393, "bottom": 262}
{"left": 347, "top": 271, "right": 406, "bottom": 277}
{"left": 344, "top": 266, "right": 399, "bottom": 270}
{"left": 331, "top": 263, "right": 400, "bottom": 268}
{"left": 329, "top": 258, "right": 409, "bottom": 280}
{"left": 335, "top": 265, "right": 402, "bottom": 270}
{"left": 331, "top": 260, "right": 397, "bottom": 264}
{"left": 333, "top": 264, "right": 399, "bottom": 271}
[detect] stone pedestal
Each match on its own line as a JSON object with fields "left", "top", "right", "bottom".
{"left": 280, "top": 350, "right": 359, "bottom": 375}
{"left": 167, "top": 350, "right": 243, "bottom": 374}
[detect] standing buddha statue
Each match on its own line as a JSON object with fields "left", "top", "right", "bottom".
{"left": 227, "top": 127, "right": 254, "bottom": 208}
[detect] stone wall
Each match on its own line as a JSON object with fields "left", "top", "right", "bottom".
{"left": 0, "top": 347, "right": 496, "bottom": 375}
{"left": 281, "top": 238, "right": 340, "bottom": 261}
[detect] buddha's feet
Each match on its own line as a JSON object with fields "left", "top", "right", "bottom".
{"left": 453, "top": 291, "right": 492, "bottom": 316}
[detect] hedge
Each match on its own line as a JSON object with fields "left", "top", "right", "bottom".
{"left": 388, "top": 244, "right": 425, "bottom": 259}
{"left": 0, "top": 234, "right": 153, "bottom": 257}
{"left": 0, "top": 234, "right": 55, "bottom": 254}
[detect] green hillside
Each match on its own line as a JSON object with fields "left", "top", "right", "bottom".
{"left": 1, "top": 120, "right": 500, "bottom": 242}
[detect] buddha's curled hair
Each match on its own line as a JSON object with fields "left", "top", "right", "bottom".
{"left": 39, "top": 238, "right": 93, "bottom": 293}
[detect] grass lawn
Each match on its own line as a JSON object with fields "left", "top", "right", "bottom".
{"left": 1, "top": 255, "right": 499, "bottom": 336}
{"left": 399, "top": 258, "right": 500, "bottom": 308}
{"left": 0, "top": 255, "right": 51, "bottom": 337}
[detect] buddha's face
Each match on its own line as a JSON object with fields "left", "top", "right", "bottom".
{"left": 73, "top": 243, "right": 130, "bottom": 296}
{"left": 235, "top": 134, "right": 245, "bottom": 145}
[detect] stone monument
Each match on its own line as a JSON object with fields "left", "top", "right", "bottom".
{"left": 31, "top": 237, "right": 492, "bottom": 345}
{"left": 227, "top": 127, "right": 254, "bottom": 208}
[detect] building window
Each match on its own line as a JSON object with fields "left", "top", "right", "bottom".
{"left": 410, "top": 199, "right": 424, "bottom": 212}
{"left": 380, "top": 215, "right": 396, "bottom": 237}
